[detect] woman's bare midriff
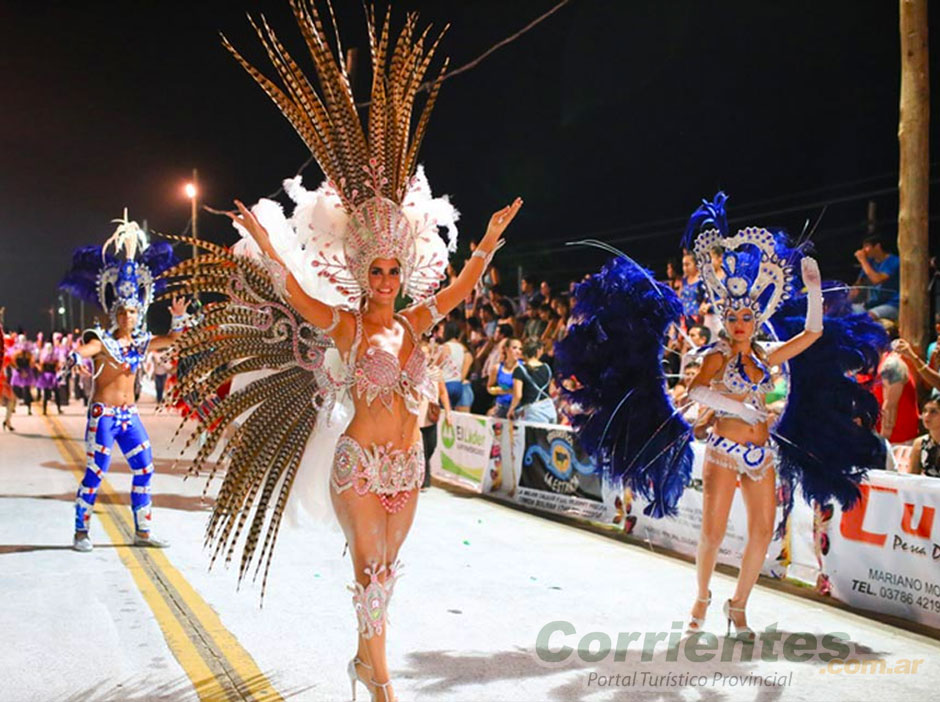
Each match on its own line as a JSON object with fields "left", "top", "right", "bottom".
{"left": 343, "top": 395, "right": 421, "bottom": 449}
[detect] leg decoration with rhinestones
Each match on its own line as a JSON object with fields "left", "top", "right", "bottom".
{"left": 349, "top": 560, "right": 402, "bottom": 639}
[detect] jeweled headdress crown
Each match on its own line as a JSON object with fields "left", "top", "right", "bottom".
{"left": 682, "top": 192, "right": 795, "bottom": 327}
{"left": 60, "top": 210, "right": 176, "bottom": 330}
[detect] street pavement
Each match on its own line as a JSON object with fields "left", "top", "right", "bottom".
{"left": 0, "top": 396, "right": 938, "bottom": 702}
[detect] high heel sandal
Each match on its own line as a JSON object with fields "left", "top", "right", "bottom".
{"left": 722, "top": 599, "right": 756, "bottom": 641}
{"left": 686, "top": 589, "right": 711, "bottom": 633}
{"left": 369, "top": 678, "right": 395, "bottom": 702}
{"left": 346, "top": 656, "right": 372, "bottom": 701}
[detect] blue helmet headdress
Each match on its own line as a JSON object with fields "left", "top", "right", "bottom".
{"left": 682, "top": 192, "right": 796, "bottom": 329}
{"left": 60, "top": 209, "right": 176, "bottom": 331}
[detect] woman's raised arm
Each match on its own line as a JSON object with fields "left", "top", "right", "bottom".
{"left": 407, "top": 198, "right": 522, "bottom": 336}
{"left": 223, "top": 201, "right": 354, "bottom": 346}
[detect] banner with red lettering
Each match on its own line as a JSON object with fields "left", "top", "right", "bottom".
{"left": 816, "top": 472, "right": 940, "bottom": 630}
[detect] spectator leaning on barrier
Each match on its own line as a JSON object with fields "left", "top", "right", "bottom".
{"left": 418, "top": 340, "right": 453, "bottom": 490}
{"left": 851, "top": 234, "right": 900, "bottom": 321}
{"left": 908, "top": 397, "right": 940, "bottom": 477}
{"left": 508, "top": 337, "right": 557, "bottom": 424}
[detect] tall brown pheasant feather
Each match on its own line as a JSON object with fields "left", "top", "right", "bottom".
{"left": 222, "top": 0, "right": 448, "bottom": 210}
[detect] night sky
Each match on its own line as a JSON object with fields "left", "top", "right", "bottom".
{"left": 2, "top": 0, "right": 938, "bottom": 332}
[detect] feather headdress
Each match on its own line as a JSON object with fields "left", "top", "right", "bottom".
{"left": 59, "top": 210, "right": 176, "bottom": 331}
{"left": 224, "top": 0, "right": 457, "bottom": 302}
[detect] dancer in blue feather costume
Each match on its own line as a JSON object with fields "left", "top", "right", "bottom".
{"left": 58, "top": 210, "right": 187, "bottom": 553}
{"left": 556, "top": 193, "right": 887, "bottom": 639}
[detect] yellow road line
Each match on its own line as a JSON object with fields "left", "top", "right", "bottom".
{"left": 45, "top": 414, "right": 283, "bottom": 702}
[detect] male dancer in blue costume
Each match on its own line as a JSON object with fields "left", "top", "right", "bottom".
{"left": 60, "top": 212, "right": 186, "bottom": 552}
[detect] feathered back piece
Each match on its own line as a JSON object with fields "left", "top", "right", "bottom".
{"left": 554, "top": 249, "right": 693, "bottom": 518}
{"left": 223, "top": 1, "right": 455, "bottom": 302}
{"left": 158, "top": 235, "right": 342, "bottom": 601}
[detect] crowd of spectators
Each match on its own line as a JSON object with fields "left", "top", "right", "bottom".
{"left": 428, "top": 261, "right": 573, "bottom": 424}
{"left": 429, "top": 229, "right": 938, "bottom": 478}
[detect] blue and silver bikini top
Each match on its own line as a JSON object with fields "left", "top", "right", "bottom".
{"left": 701, "top": 339, "right": 775, "bottom": 399}
{"left": 83, "top": 326, "right": 152, "bottom": 373}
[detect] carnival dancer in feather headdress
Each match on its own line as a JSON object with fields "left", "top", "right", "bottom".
{"left": 556, "top": 192, "right": 887, "bottom": 640}
{"left": 158, "top": 4, "right": 521, "bottom": 700}
{"left": 59, "top": 210, "right": 184, "bottom": 553}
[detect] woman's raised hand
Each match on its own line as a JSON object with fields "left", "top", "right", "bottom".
{"left": 482, "top": 197, "right": 523, "bottom": 248}
{"left": 801, "top": 256, "right": 821, "bottom": 288}
{"left": 221, "top": 200, "right": 272, "bottom": 253}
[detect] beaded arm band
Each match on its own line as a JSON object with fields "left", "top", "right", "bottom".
{"left": 169, "top": 314, "right": 189, "bottom": 333}
{"left": 260, "top": 252, "right": 290, "bottom": 302}
{"left": 57, "top": 350, "right": 82, "bottom": 384}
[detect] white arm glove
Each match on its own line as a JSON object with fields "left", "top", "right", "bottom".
{"left": 802, "top": 256, "right": 823, "bottom": 333}
{"left": 688, "top": 386, "right": 767, "bottom": 425}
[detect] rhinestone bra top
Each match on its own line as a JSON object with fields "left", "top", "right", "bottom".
{"left": 348, "top": 310, "right": 436, "bottom": 415}
{"left": 701, "top": 339, "right": 775, "bottom": 416}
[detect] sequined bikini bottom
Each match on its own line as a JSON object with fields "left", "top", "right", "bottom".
{"left": 704, "top": 433, "right": 778, "bottom": 482}
{"left": 331, "top": 435, "right": 424, "bottom": 513}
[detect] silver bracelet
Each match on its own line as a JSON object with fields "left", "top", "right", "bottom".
{"left": 471, "top": 239, "right": 506, "bottom": 269}
{"left": 423, "top": 295, "right": 444, "bottom": 328}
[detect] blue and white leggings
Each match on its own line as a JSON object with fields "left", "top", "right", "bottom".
{"left": 75, "top": 403, "right": 155, "bottom": 534}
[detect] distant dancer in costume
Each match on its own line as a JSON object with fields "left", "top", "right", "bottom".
{"left": 35, "top": 342, "right": 62, "bottom": 414}
{"left": 59, "top": 210, "right": 183, "bottom": 552}
{"left": 556, "top": 192, "right": 888, "bottom": 639}
{"left": 161, "top": 5, "right": 522, "bottom": 701}
{"left": 10, "top": 335, "right": 35, "bottom": 415}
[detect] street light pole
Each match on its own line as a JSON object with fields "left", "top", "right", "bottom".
{"left": 186, "top": 169, "right": 199, "bottom": 303}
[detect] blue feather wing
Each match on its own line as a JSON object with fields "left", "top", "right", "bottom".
{"left": 555, "top": 255, "right": 693, "bottom": 517}
{"left": 59, "top": 245, "right": 113, "bottom": 307}
{"left": 769, "top": 290, "right": 889, "bottom": 534}
{"left": 140, "top": 241, "right": 178, "bottom": 296}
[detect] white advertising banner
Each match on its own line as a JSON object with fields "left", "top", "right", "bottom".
{"left": 818, "top": 472, "right": 940, "bottom": 630}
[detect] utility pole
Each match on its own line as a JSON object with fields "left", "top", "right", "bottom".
{"left": 898, "top": 0, "right": 930, "bottom": 349}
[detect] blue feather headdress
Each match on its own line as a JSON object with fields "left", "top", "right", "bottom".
{"left": 59, "top": 210, "right": 177, "bottom": 331}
